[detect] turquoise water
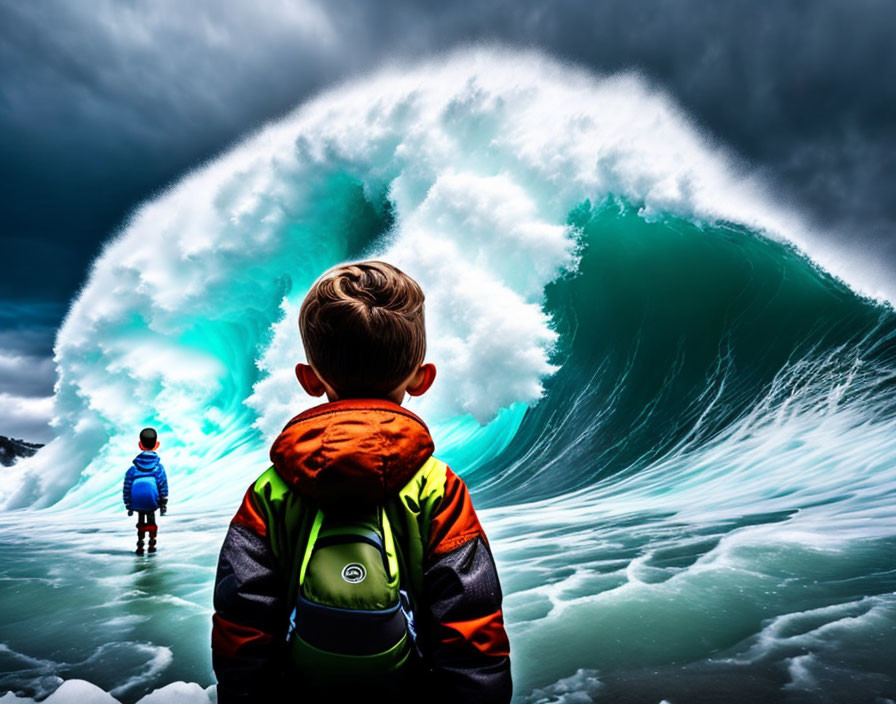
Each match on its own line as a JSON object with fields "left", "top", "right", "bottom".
{"left": 2, "top": 51, "right": 896, "bottom": 702}
{"left": 476, "top": 200, "right": 896, "bottom": 503}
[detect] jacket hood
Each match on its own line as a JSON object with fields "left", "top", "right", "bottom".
{"left": 270, "top": 399, "right": 435, "bottom": 506}
{"left": 133, "top": 451, "right": 161, "bottom": 471}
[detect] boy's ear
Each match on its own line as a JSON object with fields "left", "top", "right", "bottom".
{"left": 295, "top": 363, "right": 327, "bottom": 397}
{"left": 153, "top": 442, "right": 160, "bottom": 451}
{"left": 406, "top": 363, "right": 437, "bottom": 397}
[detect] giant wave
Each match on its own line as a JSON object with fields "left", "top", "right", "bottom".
{"left": 3, "top": 47, "right": 870, "bottom": 511}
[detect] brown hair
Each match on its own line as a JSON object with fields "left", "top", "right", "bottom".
{"left": 299, "top": 260, "right": 426, "bottom": 397}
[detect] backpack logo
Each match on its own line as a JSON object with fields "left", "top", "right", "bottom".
{"left": 341, "top": 563, "right": 366, "bottom": 583}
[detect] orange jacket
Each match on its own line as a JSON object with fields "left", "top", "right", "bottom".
{"left": 212, "top": 399, "right": 511, "bottom": 702}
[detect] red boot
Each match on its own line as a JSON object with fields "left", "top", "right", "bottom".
{"left": 145, "top": 524, "right": 158, "bottom": 553}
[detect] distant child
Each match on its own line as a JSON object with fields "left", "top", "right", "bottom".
{"left": 122, "top": 427, "right": 169, "bottom": 555}
{"left": 212, "top": 261, "right": 511, "bottom": 702}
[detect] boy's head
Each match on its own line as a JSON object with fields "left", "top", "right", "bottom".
{"left": 139, "top": 427, "right": 159, "bottom": 451}
{"left": 296, "top": 260, "right": 436, "bottom": 404}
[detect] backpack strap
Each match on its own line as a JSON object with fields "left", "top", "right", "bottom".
{"left": 380, "top": 506, "right": 399, "bottom": 582}
{"left": 298, "top": 508, "right": 325, "bottom": 588}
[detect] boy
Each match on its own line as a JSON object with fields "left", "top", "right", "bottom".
{"left": 212, "top": 261, "right": 511, "bottom": 702}
{"left": 122, "top": 427, "right": 169, "bottom": 555}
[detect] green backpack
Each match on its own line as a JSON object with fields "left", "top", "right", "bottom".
{"left": 285, "top": 504, "right": 418, "bottom": 680}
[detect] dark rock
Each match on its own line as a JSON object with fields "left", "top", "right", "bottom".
{"left": 0, "top": 436, "right": 44, "bottom": 467}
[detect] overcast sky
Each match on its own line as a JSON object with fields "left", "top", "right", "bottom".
{"left": 1, "top": 0, "right": 895, "bottom": 440}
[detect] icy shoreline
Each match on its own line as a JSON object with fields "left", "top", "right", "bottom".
{"left": 0, "top": 680, "right": 214, "bottom": 704}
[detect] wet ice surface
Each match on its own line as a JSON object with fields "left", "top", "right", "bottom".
{"left": 2, "top": 495, "right": 896, "bottom": 703}
{"left": 0, "top": 509, "right": 226, "bottom": 703}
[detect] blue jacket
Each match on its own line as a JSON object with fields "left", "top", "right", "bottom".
{"left": 122, "top": 452, "right": 168, "bottom": 512}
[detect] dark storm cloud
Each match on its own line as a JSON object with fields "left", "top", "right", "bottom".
{"left": 0, "top": 350, "right": 54, "bottom": 398}
{"left": 0, "top": 302, "right": 60, "bottom": 440}
{"left": 0, "top": 0, "right": 351, "bottom": 304}
{"left": 0, "top": 302, "right": 61, "bottom": 353}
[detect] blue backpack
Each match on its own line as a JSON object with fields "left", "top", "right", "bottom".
{"left": 130, "top": 470, "right": 161, "bottom": 511}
